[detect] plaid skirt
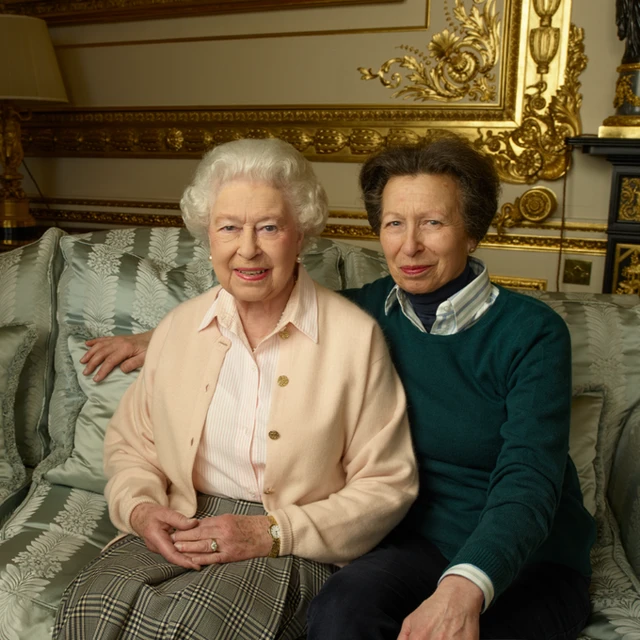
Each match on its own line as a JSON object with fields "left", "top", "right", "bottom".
{"left": 53, "top": 495, "right": 336, "bottom": 640}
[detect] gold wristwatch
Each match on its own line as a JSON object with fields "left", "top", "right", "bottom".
{"left": 267, "top": 515, "right": 281, "bottom": 558}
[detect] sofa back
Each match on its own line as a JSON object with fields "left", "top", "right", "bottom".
{"left": 2, "top": 228, "right": 639, "bottom": 576}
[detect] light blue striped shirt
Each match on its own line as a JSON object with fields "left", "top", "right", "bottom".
{"left": 384, "top": 256, "right": 499, "bottom": 611}
{"left": 384, "top": 256, "right": 499, "bottom": 336}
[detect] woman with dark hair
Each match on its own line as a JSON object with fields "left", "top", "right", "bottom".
{"left": 305, "top": 138, "right": 595, "bottom": 640}
{"left": 78, "top": 137, "right": 595, "bottom": 640}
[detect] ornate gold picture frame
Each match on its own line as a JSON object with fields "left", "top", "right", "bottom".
{"left": 20, "top": 0, "right": 585, "bottom": 185}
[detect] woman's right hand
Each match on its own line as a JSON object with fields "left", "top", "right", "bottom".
{"left": 130, "top": 503, "right": 201, "bottom": 570}
{"left": 81, "top": 331, "right": 153, "bottom": 382}
{"left": 397, "top": 576, "right": 482, "bottom": 640}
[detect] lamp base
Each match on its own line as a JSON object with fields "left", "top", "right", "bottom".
{"left": 0, "top": 198, "right": 39, "bottom": 248}
{"left": 0, "top": 198, "right": 36, "bottom": 228}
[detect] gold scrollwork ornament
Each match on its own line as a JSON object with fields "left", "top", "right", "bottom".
{"left": 616, "top": 250, "right": 640, "bottom": 294}
{"left": 619, "top": 177, "right": 640, "bottom": 221}
{"left": 475, "top": 24, "right": 587, "bottom": 184}
{"left": 492, "top": 187, "right": 558, "bottom": 235}
{"left": 358, "top": 0, "right": 500, "bottom": 102}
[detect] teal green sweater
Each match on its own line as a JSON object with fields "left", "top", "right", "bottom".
{"left": 344, "top": 277, "right": 596, "bottom": 600}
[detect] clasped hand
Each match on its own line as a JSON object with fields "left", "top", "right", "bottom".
{"left": 130, "top": 503, "right": 273, "bottom": 571}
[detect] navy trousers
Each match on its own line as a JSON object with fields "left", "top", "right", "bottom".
{"left": 307, "top": 534, "right": 591, "bottom": 640}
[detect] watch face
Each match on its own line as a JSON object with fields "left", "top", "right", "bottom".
{"left": 270, "top": 524, "right": 281, "bottom": 540}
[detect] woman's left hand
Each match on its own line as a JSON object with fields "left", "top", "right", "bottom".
{"left": 397, "top": 576, "right": 482, "bottom": 640}
{"left": 171, "top": 514, "right": 273, "bottom": 565}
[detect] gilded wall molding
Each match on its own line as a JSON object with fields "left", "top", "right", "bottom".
{"left": 30, "top": 200, "right": 607, "bottom": 255}
{"left": 481, "top": 233, "right": 605, "bottom": 254}
{"left": 490, "top": 275, "right": 547, "bottom": 290}
{"left": 19, "top": 0, "right": 585, "bottom": 185}
{"left": 31, "top": 208, "right": 183, "bottom": 228}
{"left": 22, "top": 111, "right": 525, "bottom": 163}
{"left": 619, "top": 177, "right": 640, "bottom": 221}
{"left": 1, "top": 0, "right": 401, "bottom": 25}
{"left": 33, "top": 197, "right": 607, "bottom": 232}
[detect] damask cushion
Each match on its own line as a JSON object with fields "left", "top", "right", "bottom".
{"left": 0, "top": 481, "right": 116, "bottom": 639}
{"left": 529, "top": 292, "right": 640, "bottom": 541}
{"left": 608, "top": 403, "right": 640, "bottom": 578}
{"left": 41, "top": 228, "right": 215, "bottom": 492}
{"left": 0, "top": 324, "right": 38, "bottom": 522}
{"left": 0, "top": 228, "right": 65, "bottom": 468}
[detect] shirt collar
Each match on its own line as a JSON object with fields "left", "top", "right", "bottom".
{"left": 198, "top": 265, "right": 318, "bottom": 343}
{"left": 384, "top": 257, "right": 495, "bottom": 334}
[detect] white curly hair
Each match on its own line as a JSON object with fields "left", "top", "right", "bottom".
{"left": 180, "top": 139, "right": 329, "bottom": 247}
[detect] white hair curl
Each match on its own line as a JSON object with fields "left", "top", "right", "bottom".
{"left": 180, "top": 139, "right": 329, "bottom": 247}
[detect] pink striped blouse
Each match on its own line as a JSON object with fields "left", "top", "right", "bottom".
{"left": 192, "top": 271, "right": 318, "bottom": 503}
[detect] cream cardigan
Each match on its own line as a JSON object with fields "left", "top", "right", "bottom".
{"left": 104, "top": 278, "right": 418, "bottom": 565}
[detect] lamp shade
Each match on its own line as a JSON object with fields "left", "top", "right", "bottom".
{"left": 0, "top": 15, "right": 68, "bottom": 103}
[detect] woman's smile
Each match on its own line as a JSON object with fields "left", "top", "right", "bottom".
{"left": 400, "top": 265, "right": 432, "bottom": 276}
{"left": 234, "top": 268, "right": 270, "bottom": 281}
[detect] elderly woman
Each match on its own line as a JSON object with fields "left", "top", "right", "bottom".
{"left": 78, "top": 137, "right": 596, "bottom": 640}
{"left": 54, "top": 138, "right": 418, "bottom": 639}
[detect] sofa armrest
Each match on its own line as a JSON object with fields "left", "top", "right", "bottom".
{"left": 608, "top": 403, "right": 640, "bottom": 578}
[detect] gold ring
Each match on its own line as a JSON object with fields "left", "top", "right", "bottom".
{"left": 210, "top": 539, "right": 218, "bottom": 553}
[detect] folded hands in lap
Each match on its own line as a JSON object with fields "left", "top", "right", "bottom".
{"left": 130, "top": 503, "right": 273, "bottom": 569}
{"left": 130, "top": 503, "right": 201, "bottom": 570}
{"left": 171, "top": 514, "right": 273, "bottom": 565}
{"left": 397, "top": 576, "right": 482, "bottom": 640}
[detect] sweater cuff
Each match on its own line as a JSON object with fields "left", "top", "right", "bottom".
{"left": 439, "top": 564, "right": 494, "bottom": 613}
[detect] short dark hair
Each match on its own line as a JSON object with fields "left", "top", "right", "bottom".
{"left": 359, "top": 137, "right": 501, "bottom": 242}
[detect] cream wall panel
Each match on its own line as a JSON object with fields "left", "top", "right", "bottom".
{"left": 57, "top": 32, "right": 431, "bottom": 106}
{"left": 23, "top": 158, "right": 363, "bottom": 210}
{"left": 24, "top": 158, "right": 197, "bottom": 201}
{"left": 51, "top": 0, "right": 426, "bottom": 47}
{"left": 565, "top": 3, "right": 622, "bottom": 223}
{"left": 476, "top": 247, "right": 605, "bottom": 294}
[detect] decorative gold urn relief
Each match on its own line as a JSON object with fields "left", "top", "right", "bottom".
{"left": 529, "top": 0, "right": 561, "bottom": 74}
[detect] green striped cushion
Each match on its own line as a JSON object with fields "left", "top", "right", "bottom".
{"left": 42, "top": 228, "right": 215, "bottom": 493}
